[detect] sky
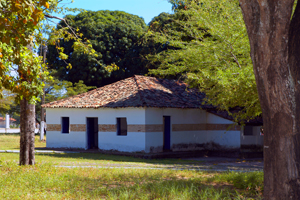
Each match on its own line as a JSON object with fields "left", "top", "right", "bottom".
{"left": 59, "top": 0, "right": 173, "bottom": 24}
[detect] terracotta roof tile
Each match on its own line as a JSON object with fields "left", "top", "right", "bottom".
{"left": 42, "top": 75, "right": 207, "bottom": 109}
{"left": 42, "top": 75, "right": 263, "bottom": 125}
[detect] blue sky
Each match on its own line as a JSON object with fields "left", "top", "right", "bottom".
{"left": 59, "top": 0, "right": 173, "bottom": 24}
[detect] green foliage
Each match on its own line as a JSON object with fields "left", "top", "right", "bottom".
{"left": 47, "top": 10, "right": 149, "bottom": 87}
{"left": 0, "top": 0, "right": 96, "bottom": 104}
{"left": 35, "top": 72, "right": 95, "bottom": 121}
{"left": 44, "top": 75, "right": 96, "bottom": 103}
{"left": 147, "top": 0, "right": 260, "bottom": 121}
{"left": 0, "top": 89, "right": 20, "bottom": 124}
{"left": 0, "top": 0, "right": 55, "bottom": 103}
{"left": 0, "top": 89, "right": 14, "bottom": 116}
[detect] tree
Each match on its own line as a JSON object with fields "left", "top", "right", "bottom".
{"left": 47, "top": 10, "right": 148, "bottom": 87}
{"left": 0, "top": 0, "right": 53, "bottom": 165}
{"left": 45, "top": 78, "right": 96, "bottom": 103}
{"left": 0, "top": 89, "right": 15, "bottom": 117}
{"left": 147, "top": 0, "right": 260, "bottom": 121}
{"left": 35, "top": 72, "right": 96, "bottom": 121}
{"left": 239, "top": 0, "right": 300, "bottom": 198}
{"left": 0, "top": 0, "right": 93, "bottom": 165}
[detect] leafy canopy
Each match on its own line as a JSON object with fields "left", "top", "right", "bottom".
{"left": 47, "top": 10, "right": 148, "bottom": 87}
{"left": 147, "top": 0, "right": 260, "bottom": 121}
{"left": 44, "top": 74, "right": 96, "bottom": 103}
{"left": 0, "top": 0, "right": 53, "bottom": 104}
{"left": 0, "top": 0, "right": 95, "bottom": 104}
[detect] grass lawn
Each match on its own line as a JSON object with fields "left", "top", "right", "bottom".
{"left": 0, "top": 135, "right": 264, "bottom": 199}
{"left": 0, "top": 134, "right": 46, "bottom": 150}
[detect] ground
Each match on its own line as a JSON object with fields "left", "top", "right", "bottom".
{"left": 0, "top": 134, "right": 264, "bottom": 199}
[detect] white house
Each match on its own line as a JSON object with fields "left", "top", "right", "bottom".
{"left": 42, "top": 75, "right": 263, "bottom": 153}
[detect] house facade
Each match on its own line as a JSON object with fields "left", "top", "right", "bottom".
{"left": 43, "top": 75, "right": 263, "bottom": 153}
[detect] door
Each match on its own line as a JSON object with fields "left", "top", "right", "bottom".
{"left": 163, "top": 116, "right": 171, "bottom": 150}
{"left": 87, "top": 118, "right": 98, "bottom": 149}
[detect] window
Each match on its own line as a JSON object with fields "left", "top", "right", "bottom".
{"left": 62, "top": 117, "right": 70, "bottom": 134}
{"left": 117, "top": 118, "right": 127, "bottom": 136}
{"left": 244, "top": 126, "right": 253, "bottom": 136}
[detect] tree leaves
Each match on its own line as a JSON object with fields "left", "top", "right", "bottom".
{"left": 0, "top": 0, "right": 97, "bottom": 104}
{"left": 0, "top": 0, "right": 54, "bottom": 103}
{"left": 47, "top": 10, "right": 149, "bottom": 87}
{"left": 147, "top": 0, "right": 260, "bottom": 121}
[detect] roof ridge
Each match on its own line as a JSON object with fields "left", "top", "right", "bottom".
{"left": 133, "top": 75, "right": 147, "bottom": 106}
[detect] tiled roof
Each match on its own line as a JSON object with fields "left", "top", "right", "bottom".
{"left": 42, "top": 75, "right": 263, "bottom": 125}
{"left": 42, "top": 75, "right": 210, "bottom": 109}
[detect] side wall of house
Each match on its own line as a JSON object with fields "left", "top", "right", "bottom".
{"left": 240, "top": 126, "right": 263, "bottom": 149}
{"left": 144, "top": 108, "right": 241, "bottom": 152}
{"left": 97, "top": 108, "right": 146, "bottom": 152}
{"left": 46, "top": 108, "right": 146, "bottom": 152}
{"left": 46, "top": 108, "right": 88, "bottom": 149}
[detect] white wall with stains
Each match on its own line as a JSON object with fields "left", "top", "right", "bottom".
{"left": 240, "top": 126, "right": 264, "bottom": 146}
{"left": 145, "top": 108, "right": 240, "bottom": 152}
{"left": 46, "top": 108, "right": 146, "bottom": 151}
{"left": 46, "top": 107, "right": 261, "bottom": 152}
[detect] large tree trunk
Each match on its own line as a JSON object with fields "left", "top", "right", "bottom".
{"left": 19, "top": 98, "right": 35, "bottom": 165}
{"left": 239, "top": 0, "right": 300, "bottom": 199}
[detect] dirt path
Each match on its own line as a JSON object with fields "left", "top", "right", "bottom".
{"left": 0, "top": 149, "right": 263, "bottom": 172}
{"left": 57, "top": 157, "right": 263, "bottom": 172}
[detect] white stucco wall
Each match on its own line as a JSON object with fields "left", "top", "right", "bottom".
{"left": 206, "top": 113, "right": 234, "bottom": 124}
{"left": 47, "top": 131, "right": 87, "bottom": 149}
{"left": 205, "top": 113, "right": 241, "bottom": 149}
{"left": 145, "top": 108, "right": 207, "bottom": 152}
{"left": 46, "top": 108, "right": 146, "bottom": 151}
{"left": 240, "top": 126, "right": 263, "bottom": 146}
{"left": 99, "top": 132, "right": 145, "bottom": 152}
{"left": 171, "top": 131, "right": 241, "bottom": 149}
{"left": 46, "top": 107, "right": 250, "bottom": 152}
{"left": 144, "top": 108, "right": 240, "bottom": 152}
{"left": 96, "top": 107, "right": 146, "bottom": 152}
{"left": 46, "top": 108, "right": 87, "bottom": 149}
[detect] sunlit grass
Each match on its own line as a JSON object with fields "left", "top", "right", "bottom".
{"left": 0, "top": 135, "right": 263, "bottom": 199}
{"left": 0, "top": 161, "right": 263, "bottom": 200}
{"left": 0, "top": 152, "right": 206, "bottom": 170}
{"left": 0, "top": 134, "right": 204, "bottom": 167}
{"left": 0, "top": 134, "right": 46, "bottom": 150}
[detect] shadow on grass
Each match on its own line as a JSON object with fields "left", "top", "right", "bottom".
{"left": 36, "top": 152, "right": 203, "bottom": 166}
{"left": 51, "top": 173, "right": 262, "bottom": 199}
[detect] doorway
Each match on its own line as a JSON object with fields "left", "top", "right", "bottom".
{"left": 87, "top": 118, "right": 98, "bottom": 149}
{"left": 163, "top": 116, "right": 171, "bottom": 150}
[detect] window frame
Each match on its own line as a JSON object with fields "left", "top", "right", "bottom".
{"left": 61, "top": 117, "right": 70, "bottom": 134}
{"left": 116, "top": 117, "right": 127, "bottom": 136}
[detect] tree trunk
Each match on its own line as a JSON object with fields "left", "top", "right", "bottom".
{"left": 19, "top": 98, "right": 35, "bottom": 165}
{"left": 239, "top": 0, "right": 300, "bottom": 199}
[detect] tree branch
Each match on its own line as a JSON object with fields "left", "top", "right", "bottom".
{"left": 45, "top": 14, "right": 79, "bottom": 40}
{"left": 44, "top": 14, "right": 65, "bottom": 21}
{"left": 229, "top": 47, "right": 242, "bottom": 69}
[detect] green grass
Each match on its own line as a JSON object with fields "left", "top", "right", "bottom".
{"left": 0, "top": 152, "right": 209, "bottom": 172}
{"left": 0, "top": 161, "right": 263, "bottom": 199}
{"left": 0, "top": 134, "right": 205, "bottom": 168}
{"left": 0, "top": 134, "right": 46, "bottom": 150}
{"left": 0, "top": 135, "right": 264, "bottom": 199}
